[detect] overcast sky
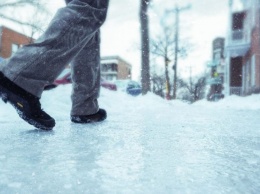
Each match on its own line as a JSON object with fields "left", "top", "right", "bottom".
{"left": 46, "top": 0, "right": 229, "bottom": 80}
{"left": 0, "top": 0, "right": 229, "bottom": 80}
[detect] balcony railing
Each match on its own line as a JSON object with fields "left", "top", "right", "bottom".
{"left": 230, "top": 87, "right": 242, "bottom": 96}
{"left": 101, "top": 71, "right": 117, "bottom": 75}
{"left": 228, "top": 29, "right": 250, "bottom": 45}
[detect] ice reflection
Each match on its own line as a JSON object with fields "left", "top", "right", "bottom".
{"left": 95, "top": 125, "right": 144, "bottom": 193}
{"left": 0, "top": 102, "right": 259, "bottom": 193}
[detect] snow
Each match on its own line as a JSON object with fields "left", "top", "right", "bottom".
{"left": 193, "top": 94, "right": 260, "bottom": 110}
{"left": 0, "top": 85, "right": 260, "bottom": 193}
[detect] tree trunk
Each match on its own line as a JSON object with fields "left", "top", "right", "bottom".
{"left": 140, "top": 0, "right": 151, "bottom": 95}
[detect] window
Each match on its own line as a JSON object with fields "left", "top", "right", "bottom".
{"left": 101, "top": 63, "right": 118, "bottom": 72}
{"left": 251, "top": 54, "right": 255, "bottom": 86}
{"left": 11, "top": 44, "right": 19, "bottom": 55}
{"left": 242, "top": 63, "right": 246, "bottom": 89}
{"left": 232, "top": 12, "right": 245, "bottom": 30}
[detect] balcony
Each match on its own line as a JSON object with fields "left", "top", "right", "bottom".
{"left": 101, "top": 62, "right": 118, "bottom": 74}
{"left": 226, "top": 29, "right": 250, "bottom": 57}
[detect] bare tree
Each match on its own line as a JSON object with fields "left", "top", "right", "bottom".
{"left": 151, "top": 73, "right": 166, "bottom": 98}
{"left": 140, "top": 0, "right": 151, "bottom": 95}
{"left": 150, "top": 10, "right": 191, "bottom": 100}
{"left": 0, "top": 0, "right": 49, "bottom": 37}
{"left": 151, "top": 21, "right": 175, "bottom": 99}
{"left": 178, "top": 74, "right": 207, "bottom": 103}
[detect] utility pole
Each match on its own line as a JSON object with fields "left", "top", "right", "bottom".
{"left": 168, "top": 4, "right": 191, "bottom": 99}
{"left": 165, "top": 55, "right": 171, "bottom": 100}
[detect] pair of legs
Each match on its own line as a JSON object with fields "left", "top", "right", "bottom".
{"left": 0, "top": 0, "right": 109, "bottom": 116}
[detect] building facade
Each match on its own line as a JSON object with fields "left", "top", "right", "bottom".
{"left": 225, "top": 0, "right": 260, "bottom": 96}
{"left": 0, "top": 26, "right": 33, "bottom": 60}
{"left": 101, "top": 56, "right": 132, "bottom": 81}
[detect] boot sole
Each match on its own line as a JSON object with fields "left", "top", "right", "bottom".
{"left": 71, "top": 109, "right": 107, "bottom": 123}
{"left": 0, "top": 85, "right": 54, "bottom": 130}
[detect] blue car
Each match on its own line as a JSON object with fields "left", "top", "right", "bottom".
{"left": 114, "top": 80, "right": 142, "bottom": 96}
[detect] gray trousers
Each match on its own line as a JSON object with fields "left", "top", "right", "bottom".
{"left": 0, "top": 0, "right": 109, "bottom": 115}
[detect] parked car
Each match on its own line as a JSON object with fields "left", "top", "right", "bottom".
{"left": 100, "top": 77, "right": 117, "bottom": 91}
{"left": 44, "top": 69, "right": 71, "bottom": 90}
{"left": 44, "top": 69, "right": 117, "bottom": 91}
{"left": 114, "top": 80, "right": 142, "bottom": 96}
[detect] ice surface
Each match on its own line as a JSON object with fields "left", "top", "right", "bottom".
{"left": 0, "top": 85, "right": 260, "bottom": 193}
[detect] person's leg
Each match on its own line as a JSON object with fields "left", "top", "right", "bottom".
{"left": 0, "top": 0, "right": 109, "bottom": 97}
{"left": 70, "top": 30, "right": 106, "bottom": 123}
{"left": 64, "top": 0, "right": 106, "bottom": 120}
{"left": 0, "top": 0, "right": 109, "bottom": 129}
{"left": 70, "top": 31, "right": 101, "bottom": 116}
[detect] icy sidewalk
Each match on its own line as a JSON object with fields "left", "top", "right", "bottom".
{"left": 0, "top": 85, "right": 260, "bottom": 194}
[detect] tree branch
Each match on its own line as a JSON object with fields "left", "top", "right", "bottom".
{"left": 0, "top": 13, "right": 44, "bottom": 32}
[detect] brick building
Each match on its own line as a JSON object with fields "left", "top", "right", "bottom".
{"left": 0, "top": 26, "right": 33, "bottom": 60}
{"left": 101, "top": 56, "right": 132, "bottom": 81}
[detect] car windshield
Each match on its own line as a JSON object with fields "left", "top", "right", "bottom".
{"left": 128, "top": 81, "right": 140, "bottom": 87}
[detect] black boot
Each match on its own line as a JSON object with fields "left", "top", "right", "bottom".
{"left": 0, "top": 72, "right": 55, "bottom": 130}
{"left": 71, "top": 109, "right": 107, "bottom": 123}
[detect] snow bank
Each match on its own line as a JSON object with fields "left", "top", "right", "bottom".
{"left": 193, "top": 94, "right": 260, "bottom": 110}
{"left": 1, "top": 84, "right": 260, "bottom": 124}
